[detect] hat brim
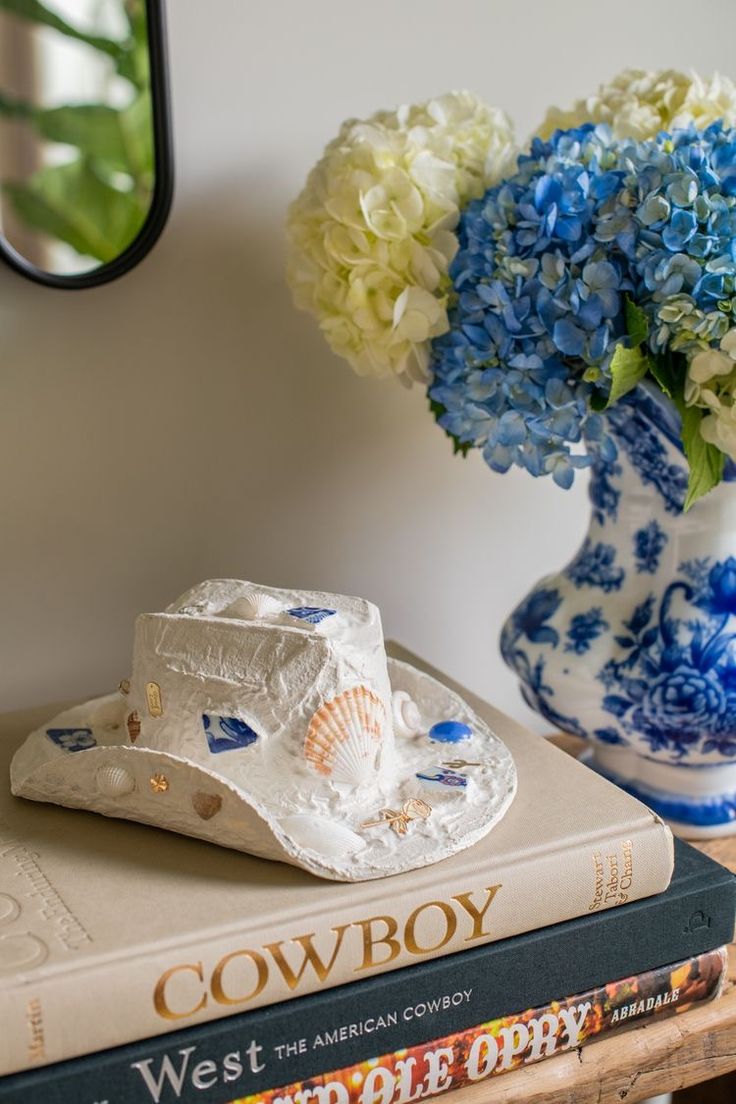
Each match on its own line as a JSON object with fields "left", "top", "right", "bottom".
{"left": 10, "top": 659, "right": 516, "bottom": 881}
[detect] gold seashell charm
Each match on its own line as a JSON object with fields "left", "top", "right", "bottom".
{"left": 126, "top": 711, "right": 141, "bottom": 743}
{"left": 145, "top": 681, "right": 164, "bottom": 718}
{"left": 118, "top": 678, "right": 131, "bottom": 696}
{"left": 192, "top": 792, "right": 223, "bottom": 820}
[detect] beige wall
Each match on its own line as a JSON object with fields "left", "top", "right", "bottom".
{"left": 2, "top": 0, "right": 735, "bottom": 726}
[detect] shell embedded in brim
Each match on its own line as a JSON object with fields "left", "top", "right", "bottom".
{"left": 95, "top": 763, "right": 136, "bottom": 797}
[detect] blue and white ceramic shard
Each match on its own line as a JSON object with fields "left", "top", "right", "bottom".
{"left": 501, "top": 384, "right": 736, "bottom": 838}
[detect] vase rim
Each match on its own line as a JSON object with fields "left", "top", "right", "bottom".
{"left": 609, "top": 382, "right": 736, "bottom": 486}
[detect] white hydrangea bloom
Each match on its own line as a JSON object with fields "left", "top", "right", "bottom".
{"left": 685, "top": 328, "right": 736, "bottom": 462}
{"left": 701, "top": 402, "right": 736, "bottom": 459}
{"left": 538, "top": 69, "right": 736, "bottom": 141}
{"left": 286, "top": 92, "right": 516, "bottom": 381}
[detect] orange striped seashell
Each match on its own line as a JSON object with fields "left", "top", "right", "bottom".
{"left": 304, "top": 686, "right": 385, "bottom": 785}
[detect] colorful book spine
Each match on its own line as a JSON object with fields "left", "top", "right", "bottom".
{"left": 231, "top": 948, "right": 727, "bottom": 1104}
{"left": 0, "top": 947, "right": 727, "bottom": 1104}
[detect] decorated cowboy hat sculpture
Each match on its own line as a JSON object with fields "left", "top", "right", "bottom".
{"left": 11, "top": 580, "right": 517, "bottom": 881}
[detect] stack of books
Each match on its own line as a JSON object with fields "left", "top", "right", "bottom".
{"left": 0, "top": 654, "right": 734, "bottom": 1104}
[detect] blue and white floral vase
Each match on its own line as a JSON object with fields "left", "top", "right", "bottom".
{"left": 501, "top": 385, "right": 736, "bottom": 837}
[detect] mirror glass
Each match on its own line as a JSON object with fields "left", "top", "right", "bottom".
{"left": 0, "top": 0, "right": 171, "bottom": 285}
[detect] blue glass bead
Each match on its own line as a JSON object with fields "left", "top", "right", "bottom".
{"left": 428, "top": 721, "right": 472, "bottom": 744}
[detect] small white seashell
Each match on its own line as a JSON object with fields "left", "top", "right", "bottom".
{"left": 392, "top": 690, "right": 423, "bottom": 737}
{"left": 280, "top": 815, "right": 366, "bottom": 858}
{"left": 96, "top": 764, "right": 136, "bottom": 797}
{"left": 222, "top": 591, "right": 282, "bottom": 621}
{"left": 304, "top": 686, "right": 385, "bottom": 785}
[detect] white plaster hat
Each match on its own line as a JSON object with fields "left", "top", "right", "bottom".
{"left": 10, "top": 580, "right": 517, "bottom": 881}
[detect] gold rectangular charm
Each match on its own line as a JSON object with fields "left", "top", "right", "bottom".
{"left": 145, "top": 681, "right": 164, "bottom": 718}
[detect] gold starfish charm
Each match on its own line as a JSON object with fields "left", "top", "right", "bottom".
{"left": 362, "top": 798, "right": 432, "bottom": 836}
{"left": 149, "top": 773, "right": 169, "bottom": 793}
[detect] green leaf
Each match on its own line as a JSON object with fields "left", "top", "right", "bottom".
{"left": 591, "top": 343, "right": 650, "bottom": 411}
{"left": 649, "top": 351, "right": 680, "bottom": 400}
{"left": 0, "top": 0, "right": 124, "bottom": 63}
{"left": 112, "top": 0, "right": 149, "bottom": 88}
{"left": 589, "top": 297, "right": 651, "bottom": 411}
{"left": 31, "top": 94, "right": 153, "bottom": 182}
{"left": 0, "top": 89, "right": 34, "bottom": 122}
{"left": 677, "top": 401, "right": 726, "bottom": 511}
{"left": 3, "top": 159, "right": 146, "bottom": 262}
{"left": 119, "top": 91, "right": 154, "bottom": 181}
{"left": 624, "top": 296, "right": 649, "bottom": 348}
{"left": 34, "top": 104, "right": 131, "bottom": 170}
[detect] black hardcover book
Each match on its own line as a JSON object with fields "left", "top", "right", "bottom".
{"left": 2, "top": 837, "right": 733, "bottom": 1104}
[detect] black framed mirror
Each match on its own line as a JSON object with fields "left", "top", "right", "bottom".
{"left": 0, "top": 0, "right": 173, "bottom": 288}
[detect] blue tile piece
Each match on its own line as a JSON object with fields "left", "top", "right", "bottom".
{"left": 202, "top": 714, "right": 260, "bottom": 754}
{"left": 416, "top": 768, "right": 468, "bottom": 789}
{"left": 46, "top": 728, "right": 97, "bottom": 752}
{"left": 287, "top": 606, "right": 337, "bottom": 625}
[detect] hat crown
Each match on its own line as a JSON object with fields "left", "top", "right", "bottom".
{"left": 126, "top": 581, "right": 395, "bottom": 796}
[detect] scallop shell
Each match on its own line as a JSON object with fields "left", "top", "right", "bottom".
{"left": 96, "top": 764, "right": 136, "bottom": 797}
{"left": 304, "top": 686, "right": 385, "bottom": 784}
{"left": 223, "top": 591, "right": 282, "bottom": 620}
{"left": 279, "top": 815, "right": 366, "bottom": 858}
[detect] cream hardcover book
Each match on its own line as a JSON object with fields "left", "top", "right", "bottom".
{"left": 0, "top": 648, "right": 673, "bottom": 1076}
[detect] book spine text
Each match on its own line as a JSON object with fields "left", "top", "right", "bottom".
{"left": 0, "top": 817, "right": 672, "bottom": 1075}
{"left": 1, "top": 948, "right": 724, "bottom": 1104}
{"left": 233, "top": 947, "right": 727, "bottom": 1104}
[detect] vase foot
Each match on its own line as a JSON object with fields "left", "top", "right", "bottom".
{"left": 580, "top": 747, "right": 736, "bottom": 838}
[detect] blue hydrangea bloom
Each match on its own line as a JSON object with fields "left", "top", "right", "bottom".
{"left": 429, "top": 120, "right": 736, "bottom": 486}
